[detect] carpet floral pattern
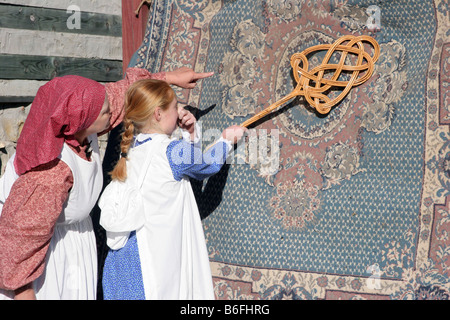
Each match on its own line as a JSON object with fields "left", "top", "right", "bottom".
{"left": 129, "top": 0, "right": 449, "bottom": 299}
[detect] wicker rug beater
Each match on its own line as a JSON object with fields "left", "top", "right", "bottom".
{"left": 240, "top": 35, "right": 380, "bottom": 127}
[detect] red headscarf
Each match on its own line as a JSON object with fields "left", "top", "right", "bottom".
{"left": 14, "top": 75, "right": 106, "bottom": 175}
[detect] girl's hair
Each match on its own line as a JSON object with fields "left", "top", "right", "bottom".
{"left": 110, "top": 79, "right": 175, "bottom": 181}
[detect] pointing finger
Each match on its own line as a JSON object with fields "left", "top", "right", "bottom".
{"left": 192, "top": 71, "right": 214, "bottom": 80}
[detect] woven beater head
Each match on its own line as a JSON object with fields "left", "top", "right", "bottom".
{"left": 240, "top": 35, "right": 380, "bottom": 127}
{"left": 291, "top": 35, "right": 380, "bottom": 114}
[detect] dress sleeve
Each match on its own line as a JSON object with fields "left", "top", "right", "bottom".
{"left": 0, "top": 159, "right": 73, "bottom": 291}
{"left": 102, "top": 68, "right": 166, "bottom": 134}
{"left": 166, "top": 138, "right": 233, "bottom": 181}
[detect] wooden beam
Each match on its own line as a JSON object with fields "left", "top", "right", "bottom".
{"left": 0, "top": 3, "right": 122, "bottom": 37}
{"left": 0, "top": 28, "right": 122, "bottom": 60}
{"left": 0, "top": 96, "right": 35, "bottom": 103}
{"left": 3, "top": 0, "right": 122, "bottom": 15}
{"left": 0, "top": 54, "right": 123, "bottom": 82}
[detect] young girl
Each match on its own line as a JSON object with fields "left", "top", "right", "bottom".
{"left": 99, "top": 79, "right": 246, "bottom": 300}
{"left": 0, "top": 67, "right": 213, "bottom": 300}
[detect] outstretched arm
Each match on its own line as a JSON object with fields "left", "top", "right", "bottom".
{"left": 166, "top": 66, "right": 214, "bottom": 89}
{"left": 166, "top": 125, "right": 247, "bottom": 181}
{"left": 103, "top": 67, "right": 214, "bottom": 135}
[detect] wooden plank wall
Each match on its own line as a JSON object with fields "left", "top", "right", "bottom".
{"left": 0, "top": 0, "right": 123, "bottom": 103}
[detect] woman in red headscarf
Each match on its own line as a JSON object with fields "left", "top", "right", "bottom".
{"left": 0, "top": 67, "right": 213, "bottom": 300}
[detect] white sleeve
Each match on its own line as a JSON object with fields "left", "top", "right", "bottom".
{"left": 0, "top": 154, "right": 19, "bottom": 218}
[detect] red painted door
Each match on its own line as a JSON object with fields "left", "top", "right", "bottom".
{"left": 121, "top": 0, "right": 150, "bottom": 72}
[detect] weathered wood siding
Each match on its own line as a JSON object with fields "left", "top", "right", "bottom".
{"left": 0, "top": 0, "right": 123, "bottom": 103}
{"left": 0, "top": 0, "right": 122, "bottom": 171}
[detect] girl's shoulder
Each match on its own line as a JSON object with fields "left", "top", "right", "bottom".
{"left": 129, "top": 134, "right": 175, "bottom": 163}
{"left": 133, "top": 133, "right": 173, "bottom": 148}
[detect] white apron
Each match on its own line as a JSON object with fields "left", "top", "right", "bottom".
{"left": 100, "top": 134, "right": 215, "bottom": 299}
{"left": 0, "top": 134, "right": 103, "bottom": 300}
